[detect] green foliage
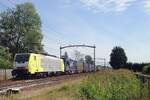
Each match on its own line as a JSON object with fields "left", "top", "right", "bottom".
{"left": 143, "top": 64, "right": 150, "bottom": 74}
{"left": 110, "top": 46, "right": 127, "bottom": 69}
{"left": 0, "top": 2, "right": 43, "bottom": 57}
{"left": 85, "top": 55, "right": 93, "bottom": 64}
{"left": 79, "top": 70, "right": 149, "bottom": 100}
{"left": 0, "top": 45, "right": 12, "bottom": 69}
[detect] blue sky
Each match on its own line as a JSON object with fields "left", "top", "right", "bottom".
{"left": 1, "top": 0, "right": 150, "bottom": 63}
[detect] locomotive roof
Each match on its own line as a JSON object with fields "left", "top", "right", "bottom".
{"left": 15, "top": 53, "right": 59, "bottom": 58}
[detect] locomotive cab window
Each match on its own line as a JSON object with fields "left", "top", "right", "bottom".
{"left": 15, "top": 54, "right": 30, "bottom": 63}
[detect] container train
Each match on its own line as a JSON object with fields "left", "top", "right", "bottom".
{"left": 11, "top": 53, "right": 95, "bottom": 78}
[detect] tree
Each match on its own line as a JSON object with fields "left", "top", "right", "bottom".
{"left": 109, "top": 46, "right": 127, "bottom": 69}
{"left": 0, "top": 45, "right": 12, "bottom": 68}
{"left": 143, "top": 64, "right": 150, "bottom": 74}
{"left": 0, "top": 2, "right": 43, "bottom": 57}
{"left": 85, "top": 55, "right": 93, "bottom": 64}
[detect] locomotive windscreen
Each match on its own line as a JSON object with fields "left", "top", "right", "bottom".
{"left": 15, "top": 54, "right": 30, "bottom": 63}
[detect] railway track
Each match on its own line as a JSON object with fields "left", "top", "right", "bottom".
{"left": 0, "top": 73, "right": 88, "bottom": 95}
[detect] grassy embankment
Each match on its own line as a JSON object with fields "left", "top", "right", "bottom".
{"left": 2, "top": 69, "right": 150, "bottom": 100}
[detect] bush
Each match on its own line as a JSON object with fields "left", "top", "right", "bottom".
{"left": 124, "top": 62, "right": 149, "bottom": 72}
{"left": 79, "top": 70, "right": 149, "bottom": 100}
{"left": 0, "top": 45, "right": 12, "bottom": 69}
{"left": 0, "top": 59, "right": 12, "bottom": 69}
{"left": 143, "top": 65, "right": 150, "bottom": 74}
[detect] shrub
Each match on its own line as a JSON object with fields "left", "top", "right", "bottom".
{"left": 143, "top": 65, "right": 150, "bottom": 74}
{"left": 0, "top": 45, "right": 12, "bottom": 69}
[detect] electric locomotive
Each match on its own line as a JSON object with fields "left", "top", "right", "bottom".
{"left": 12, "top": 53, "right": 64, "bottom": 78}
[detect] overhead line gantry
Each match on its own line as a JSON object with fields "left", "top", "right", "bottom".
{"left": 60, "top": 44, "right": 96, "bottom": 70}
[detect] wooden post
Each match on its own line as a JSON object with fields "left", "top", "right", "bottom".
{"left": 104, "top": 59, "right": 106, "bottom": 68}
{"left": 4, "top": 67, "right": 6, "bottom": 80}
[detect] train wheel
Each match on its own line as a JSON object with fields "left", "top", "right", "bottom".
{"left": 65, "top": 71, "right": 69, "bottom": 75}
{"left": 48, "top": 72, "right": 52, "bottom": 77}
{"left": 68, "top": 70, "right": 72, "bottom": 75}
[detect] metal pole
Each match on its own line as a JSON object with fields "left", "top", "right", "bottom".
{"left": 60, "top": 46, "right": 62, "bottom": 58}
{"left": 94, "top": 45, "right": 96, "bottom": 71}
{"left": 104, "top": 59, "right": 106, "bottom": 68}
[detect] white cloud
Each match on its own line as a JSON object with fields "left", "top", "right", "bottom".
{"left": 64, "top": 0, "right": 150, "bottom": 13}
{"left": 143, "top": 0, "right": 150, "bottom": 11}
{"left": 79, "top": 0, "right": 136, "bottom": 13}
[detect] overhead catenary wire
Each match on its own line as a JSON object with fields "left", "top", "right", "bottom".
{"left": 42, "top": 23, "right": 75, "bottom": 45}
{"left": 7, "top": 0, "right": 16, "bottom": 5}
{"left": 0, "top": 2, "right": 9, "bottom": 9}
{"left": 44, "top": 44, "right": 59, "bottom": 54}
{"left": 44, "top": 33, "right": 70, "bottom": 48}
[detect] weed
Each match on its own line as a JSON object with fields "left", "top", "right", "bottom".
{"left": 78, "top": 70, "right": 149, "bottom": 100}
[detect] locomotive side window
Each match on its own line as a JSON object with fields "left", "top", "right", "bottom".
{"left": 34, "top": 56, "right": 36, "bottom": 60}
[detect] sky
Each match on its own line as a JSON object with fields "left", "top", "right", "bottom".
{"left": 0, "top": 0, "right": 150, "bottom": 63}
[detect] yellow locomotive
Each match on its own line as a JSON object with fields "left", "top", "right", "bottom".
{"left": 12, "top": 53, "right": 65, "bottom": 78}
